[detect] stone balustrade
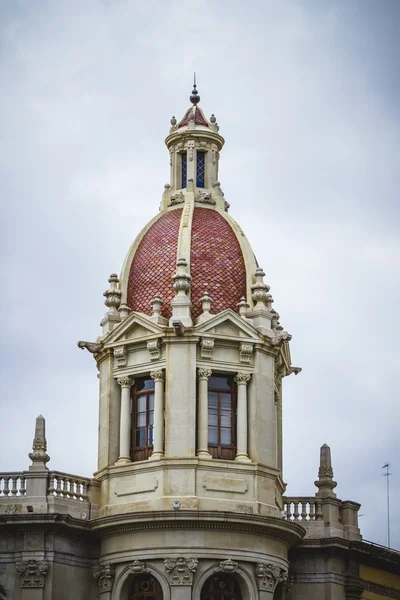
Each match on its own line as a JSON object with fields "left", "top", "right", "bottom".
{"left": 48, "top": 471, "right": 90, "bottom": 502}
{"left": 283, "top": 496, "right": 323, "bottom": 521}
{"left": 0, "top": 473, "right": 26, "bottom": 497}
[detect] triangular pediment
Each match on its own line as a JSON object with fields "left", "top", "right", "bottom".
{"left": 103, "top": 312, "right": 164, "bottom": 346}
{"left": 195, "top": 309, "right": 261, "bottom": 342}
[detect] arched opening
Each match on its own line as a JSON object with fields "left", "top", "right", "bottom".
{"left": 201, "top": 574, "right": 242, "bottom": 600}
{"left": 129, "top": 574, "right": 163, "bottom": 600}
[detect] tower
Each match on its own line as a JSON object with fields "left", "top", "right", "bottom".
{"left": 87, "top": 80, "right": 303, "bottom": 599}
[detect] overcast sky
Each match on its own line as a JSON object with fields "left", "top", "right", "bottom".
{"left": 1, "top": 0, "right": 399, "bottom": 549}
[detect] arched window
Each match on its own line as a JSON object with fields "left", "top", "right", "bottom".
{"left": 201, "top": 574, "right": 242, "bottom": 600}
{"left": 129, "top": 574, "right": 163, "bottom": 600}
{"left": 131, "top": 377, "right": 154, "bottom": 461}
{"left": 196, "top": 150, "right": 205, "bottom": 188}
{"left": 181, "top": 152, "right": 187, "bottom": 188}
{"left": 208, "top": 374, "right": 237, "bottom": 460}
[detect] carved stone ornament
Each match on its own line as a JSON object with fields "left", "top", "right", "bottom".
{"left": 93, "top": 563, "right": 115, "bottom": 593}
{"left": 224, "top": 200, "right": 230, "bottom": 212}
{"left": 114, "top": 346, "right": 127, "bottom": 368}
{"left": 251, "top": 268, "right": 270, "bottom": 308}
{"left": 234, "top": 373, "right": 251, "bottom": 385}
{"left": 169, "top": 191, "right": 185, "bottom": 206}
{"left": 150, "top": 369, "right": 164, "bottom": 382}
{"left": 239, "top": 344, "right": 253, "bottom": 364}
{"left": 129, "top": 560, "right": 149, "bottom": 574}
{"left": 172, "top": 258, "right": 192, "bottom": 295}
{"left": 255, "top": 563, "right": 288, "bottom": 592}
{"left": 186, "top": 140, "right": 195, "bottom": 161}
{"left": 103, "top": 273, "right": 122, "bottom": 312}
{"left": 214, "top": 559, "right": 239, "bottom": 573}
{"left": 200, "top": 338, "right": 214, "bottom": 359}
{"left": 117, "top": 376, "right": 132, "bottom": 388}
{"left": 196, "top": 191, "right": 216, "bottom": 205}
{"left": 211, "top": 143, "right": 219, "bottom": 165}
{"left": 16, "top": 560, "right": 49, "bottom": 588}
{"left": 198, "top": 368, "right": 212, "bottom": 381}
{"left": 164, "top": 557, "right": 198, "bottom": 585}
{"left": 77, "top": 340, "right": 104, "bottom": 356}
{"left": 147, "top": 339, "right": 161, "bottom": 360}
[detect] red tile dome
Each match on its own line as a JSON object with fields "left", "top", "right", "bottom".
{"left": 126, "top": 207, "right": 247, "bottom": 320}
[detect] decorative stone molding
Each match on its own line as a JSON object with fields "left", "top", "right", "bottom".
{"left": 117, "top": 376, "right": 132, "bottom": 388}
{"left": 150, "top": 295, "right": 164, "bottom": 318}
{"left": 251, "top": 268, "right": 270, "bottom": 308}
{"left": 16, "top": 560, "right": 49, "bottom": 588}
{"left": 169, "top": 192, "right": 185, "bottom": 206}
{"left": 104, "top": 273, "right": 122, "bottom": 312}
{"left": 196, "top": 191, "right": 216, "bottom": 205}
{"left": 164, "top": 557, "right": 198, "bottom": 585}
{"left": 239, "top": 344, "right": 253, "bottom": 364}
{"left": 129, "top": 560, "right": 149, "bottom": 574}
{"left": 147, "top": 339, "right": 161, "bottom": 361}
{"left": 224, "top": 200, "right": 230, "bottom": 212}
{"left": 234, "top": 373, "right": 252, "bottom": 385}
{"left": 200, "top": 291, "right": 213, "bottom": 316}
{"left": 150, "top": 370, "right": 164, "bottom": 382}
{"left": 214, "top": 559, "right": 239, "bottom": 573}
{"left": 114, "top": 346, "right": 127, "bottom": 368}
{"left": 118, "top": 303, "right": 131, "bottom": 320}
{"left": 200, "top": 338, "right": 214, "bottom": 359}
{"left": 237, "top": 296, "right": 249, "bottom": 318}
{"left": 255, "top": 563, "right": 288, "bottom": 592}
{"left": 93, "top": 563, "right": 115, "bottom": 593}
{"left": 172, "top": 258, "right": 192, "bottom": 295}
{"left": 211, "top": 143, "right": 219, "bottom": 165}
{"left": 198, "top": 368, "right": 212, "bottom": 381}
{"left": 186, "top": 140, "right": 195, "bottom": 161}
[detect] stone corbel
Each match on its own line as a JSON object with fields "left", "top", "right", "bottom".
{"left": 214, "top": 559, "right": 239, "bottom": 573}
{"left": 147, "top": 339, "right": 161, "bottom": 361}
{"left": 16, "top": 560, "right": 49, "bottom": 588}
{"left": 164, "top": 557, "right": 198, "bottom": 585}
{"left": 114, "top": 346, "right": 127, "bottom": 368}
{"left": 200, "top": 338, "right": 214, "bottom": 359}
{"left": 239, "top": 343, "right": 253, "bottom": 364}
{"left": 129, "top": 560, "right": 149, "bottom": 574}
{"left": 255, "top": 563, "right": 288, "bottom": 593}
{"left": 93, "top": 563, "right": 115, "bottom": 594}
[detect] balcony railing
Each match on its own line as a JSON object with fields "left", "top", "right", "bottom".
{"left": 0, "top": 473, "right": 26, "bottom": 497}
{"left": 283, "top": 496, "right": 324, "bottom": 521}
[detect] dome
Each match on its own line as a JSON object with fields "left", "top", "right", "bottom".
{"left": 123, "top": 205, "right": 251, "bottom": 320}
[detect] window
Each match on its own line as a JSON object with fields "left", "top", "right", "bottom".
{"left": 208, "top": 375, "right": 236, "bottom": 460}
{"left": 197, "top": 150, "right": 205, "bottom": 187}
{"left": 181, "top": 152, "right": 187, "bottom": 188}
{"left": 131, "top": 377, "right": 154, "bottom": 461}
{"left": 129, "top": 574, "right": 163, "bottom": 600}
{"left": 201, "top": 575, "right": 242, "bottom": 600}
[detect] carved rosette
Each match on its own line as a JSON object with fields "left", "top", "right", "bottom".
{"left": 200, "top": 339, "right": 214, "bottom": 359}
{"left": 214, "top": 559, "right": 239, "bottom": 573}
{"left": 164, "top": 557, "right": 198, "bottom": 585}
{"left": 16, "top": 560, "right": 49, "bottom": 588}
{"left": 255, "top": 563, "right": 288, "bottom": 592}
{"left": 117, "top": 376, "right": 132, "bottom": 388}
{"left": 198, "top": 368, "right": 212, "bottom": 381}
{"left": 234, "top": 373, "right": 251, "bottom": 386}
{"left": 129, "top": 560, "right": 149, "bottom": 574}
{"left": 93, "top": 563, "right": 115, "bottom": 593}
{"left": 150, "top": 370, "right": 164, "bottom": 383}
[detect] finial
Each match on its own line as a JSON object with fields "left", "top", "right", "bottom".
{"left": 103, "top": 273, "right": 122, "bottom": 315}
{"left": 210, "top": 113, "right": 216, "bottom": 124}
{"left": 237, "top": 296, "right": 249, "bottom": 318}
{"left": 200, "top": 291, "right": 213, "bottom": 317}
{"left": 170, "top": 115, "right": 177, "bottom": 126}
{"left": 314, "top": 443, "right": 337, "bottom": 498}
{"left": 150, "top": 294, "right": 164, "bottom": 318}
{"left": 118, "top": 303, "right": 131, "bottom": 320}
{"left": 29, "top": 415, "right": 50, "bottom": 470}
{"left": 190, "top": 72, "right": 200, "bottom": 105}
{"left": 251, "top": 268, "right": 271, "bottom": 309}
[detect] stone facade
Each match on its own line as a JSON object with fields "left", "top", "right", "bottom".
{"left": 1, "top": 85, "right": 399, "bottom": 600}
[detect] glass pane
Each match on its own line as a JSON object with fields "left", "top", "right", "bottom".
{"left": 137, "top": 396, "right": 146, "bottom": 412}
{"left": 221, "top": 393, "right": 232, "bottom": 409}
{"left": 148, "top": 393, "right": 154, "bottom": 410}
{"left": 209, "top": 375, "right": 232, "bottom": 391}
{"left": 221, "top": 428, "right": 232, "bottom": 444}
{"left": 136, "top": 429, "right": 147, "bottom": 446}
{"left": 208, "top": 410, "right": 218, "bottom": 427}
{"left": 208, "top": 426, "right": 218, "bottom": 444}
{"left": 137, "top": 413, "right": 146, "bottom": 427}
{"left": 148, "top": 426, "right": 154, "bottom": 445}
{"left": 196, "top": 151, "right": 205, "bottom": 188}
{"left": 221, "top": 413, "right": 231, "bottom": 428}
{"left": 136, "top": 378, "right": 155, "bottom": 393}
{"left": 148, "top": 410, "right": 154, "bottom": 426}
{"left": 208, "top": 391, "right": 218, "bottom": 408}
{"left": 181, "top": 152, "right": 187, "bottom": 188}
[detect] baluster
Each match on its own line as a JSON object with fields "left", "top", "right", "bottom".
{"left": 56, "top": 476, "right": 63, "bottom": 497}
{"left": 301, "top": 501, "right": 308, "bottom": 521}
{"left": 316, "top": 500, "right": 323, "bottom": 520}
{"left": 292, "top": 501, "right": 300, "bottom": 521}
{"left": 19, "top": 476, "right": 26, "bottom": 496}
{"left": 0, "top": 476, "right": 3, "bottom": 496}
{"left": 48, "top": 474, "right": 55, "bottom": 496}
{"left": 3, "top": 477, "right": 10, "bottom": 497}
{"left": 81, "top": 481, "right": 88, "bottom": 501}
{"left": 70, "top": 480, "right": 77, "bottom": 500}
{"left": 62, "top": 477, "right": 69, "bottom": 498}
{"left": 283, "top": 502, "right": 288, "bottom": 519}
{"left": 309, "top": 500, "right": 316, "bottom": 521}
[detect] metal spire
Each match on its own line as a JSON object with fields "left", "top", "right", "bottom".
{"left": 190, "top": 72, "right": 200, "bottom": 105}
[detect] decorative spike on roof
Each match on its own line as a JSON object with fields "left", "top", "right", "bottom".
{"left": 190, "top": 72, "right": 200, "bottom": 105}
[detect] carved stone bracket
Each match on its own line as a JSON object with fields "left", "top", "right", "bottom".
{"left": 114, "top": 346, "right": 127, "bottom": 368}
{"left": 16, "top": 560, "right": 49, "bottom": 588}
{"left": 77, "top": 340, "right": 104, "bottom": 357}
{"left": 200, "top": 338, "right": 214, "bottom": 359}
{"left": 93, "top": 563, "right": 115, "bottom": 593}
{"left": 239, "top": 344, "right": 253, "bottom": 364}
{"left": 147, "top": 339, "right": 161, "bottom": 361}
{"left": 196, "top": 191, "right": 216, "bottom": 205}
{"left": 164, "top": 557, "right": 198, "bottom": 585}
{"left": 129, "top": 560, "right": 149, "bottom": 574}
{"left": 255, "top": 563, "right": 288, "bottom": 592}
{"left": 169, "top": 191, "right": 185, "bottom": 206}
{"left": 214, "top": 559, "right": 238, "bottom": 573}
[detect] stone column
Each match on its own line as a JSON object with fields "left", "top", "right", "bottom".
{"left": 197, "top": 368, "right": 212, "bottom": 459}
{"left": 149, "top": 370, "right": 165, "bottom": 460}
{"left": 234, "top": 373, "right": 251, "bottom": 463}
{"left": 116, "top": 376, "right": 133, "bottom": 464}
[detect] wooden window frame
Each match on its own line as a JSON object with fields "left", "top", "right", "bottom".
{"left": 207, "top": 375, "right": 237, "bottom": 460}
{"left": 201, "top": 574, "right": 242, "bottom": 600}
{"left": 130, "top": 378, "right": 155, "bottom": 462}
{"left": 129, "top": 574, "right": 163, "bottom": 600}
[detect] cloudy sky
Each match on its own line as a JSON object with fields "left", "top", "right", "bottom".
{"left": 1, "top": 0, "right": 399, "bottom": 549}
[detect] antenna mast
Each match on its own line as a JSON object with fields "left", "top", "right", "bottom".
{"left": 382, "top": 463, "right": 391, "bottom": 548}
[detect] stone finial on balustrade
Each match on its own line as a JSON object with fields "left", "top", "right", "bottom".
{"left": 314, "top": 443, "right": 337, "bottom": 498}
{"left": 101, "top": 273, "right": 122, "bottom": 333}
{"left": 170, "top": 258, "right": 193, "bottom": 327}
{"left": 29, "top": 415, "right": 50, "bottom": 471}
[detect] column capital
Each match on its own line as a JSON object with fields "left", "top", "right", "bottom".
{"left": 255, "top": 562, "right": 288, "bottom": 592}
{"left": 117, "top": 375, "right": 133, "bottom": 388}
{"left": 93, "top": 562, "right": 115, "bottom": 594}
{"left": 198, "top": 368, "right": 212, "bottom": 381}
{"left": 150, "top": 369, "right": 165, "bottom": 382}
{"left": 16, "top": 559, "right": 49, "bottom": 588}
{"left": 234, "top": 372, "right": 251, "bottom": 385}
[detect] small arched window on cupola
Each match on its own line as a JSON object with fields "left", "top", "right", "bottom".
{"left": 196, "top": 150, "right": 206, "bottom": 188}
{"left": 181, "top": 152, "right": 187, "bottom": 189}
